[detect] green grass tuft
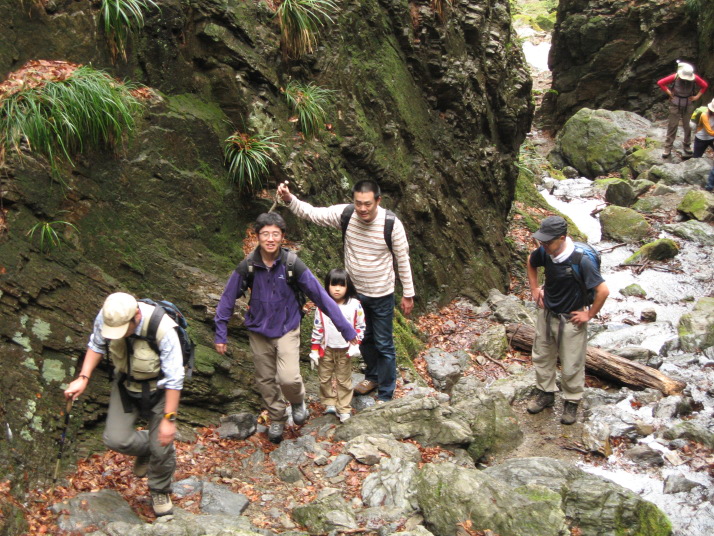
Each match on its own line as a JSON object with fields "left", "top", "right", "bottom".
{"left": 223, "top": 131, "right": 282, "bottom": 193}
{"left": 276, "top": 0, "right": 337, "bottom": 59}
{"left": 26, "top": 219, "right": 78, "bottom": 254}
{"left": 100, "top": 0, "right": 159, "bottom": 61}
{"left": 283, "top": 81, "right": 333, "bottom": 138}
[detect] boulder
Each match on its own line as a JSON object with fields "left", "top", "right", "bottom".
{"left": 624, "top": 238, "right": 679, "bottom": 263}
{"left": 599, "top": 205, "right": 652, "bottom": 242}
{"left": 416, "top": 462, "right": 568, "bottom": 536}
{"left": 663, "top": 220, "right": 714, "bottom": 246}
{"left": 484, "top": 458, "right": 672, "bottom": 536}
{"left": 648, "top": 158, "right": 711, "bottom": 186}
{"left": 51, "top": 490, "right": 143, "bottom": 532}
{"left": 92, "top": 509, "right": 263, "bottom": 536}
{"left": 619, "top": 284, "right": 647, "bottom": 298}
{"left": 556, "top": 108, "right": 652, "bottom": 179}
{"left": 292, "top": 489, "right": 358, "bottom": 533}
{"left": 651, "top": 183, "right": 676, "bottom": 195}
{"left": 677, "top": 297, "right": 714, "bottom": 352}
{"left": 631, "top": 196, "right": 665, "bottom": 214}
{"left": 677, "top": 189, "right": 714, "bottom": 221}
{"left": 662, "top": 418, "right": 714, "bottom": 449}
{"left": 630, "top": 178, "right": 655, "bottom": 197}
{"left": 487, "top": 289, "right": 537, "bottom": 325}
{"left": 217, "top": 412, "right": 257, "bottom": 440}
{"left": 603, "top": 179, "right": 636, "bottom": 207}
{"left": 361, "top": 456, "right": 419, "bottom": 511}
{"left": 345, "top": 434, "right": 421, "bottom": 465}
{"left": 422, "top": 348, "right": 468, "bottom": 392}
{"left": 269, "top": 435, "right": 319, "bottom": 483}
{"left": 200, "top": 482, "right": 250, "bottom": 515}
{"left": 472, "top": 324, "right": 509, "bottom": 360}
{"left": 626, "top": 148, "right": 664, "bottom": 177}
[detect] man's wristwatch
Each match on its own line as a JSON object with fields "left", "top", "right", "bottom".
{"left": 163, "top": 412, "right": 178, "bottom": 422}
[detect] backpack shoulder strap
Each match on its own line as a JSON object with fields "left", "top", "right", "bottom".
{"left": 341, "top": 204, "right": 355, "bottom": 245}
{"left": 284, "top": 249, "right": 308, "bottom": 286}
{"left": 236, "top": 249, "right": 259, "bottom": 292}
{"left": 384, "top": 209, "right": 395, "bottom": 254}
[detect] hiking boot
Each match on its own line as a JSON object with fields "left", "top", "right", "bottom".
{"left": 527, "top": 390, "right": 555, "bottom": 414}
{"left": 338, "top": 413, "right": 351, "bottom": 423}
{"left": 683, "top": 145, "right": 693, "bottom": 155}
{"left": 324, "top": 405, "right": 336, "bottom": 415}
{"left": 291, "top": 401, "right": 309, "bottom": 425}
{"left": 268, "top": 421, "right": 285, "bottom": 443}
{"left": 561, "top": 401, "right": 579, "bottom": 425}
{"left": 151, "top": 492, "right": 173, "bottom": 517}
{"left": 133, "top": 454, "right": 150, "bottom": 478}
{"left": 354, "top": 379, "right": 378, "bottom": 395}
{"left": 662, "top": 149, "right": 671, "bottom": 158}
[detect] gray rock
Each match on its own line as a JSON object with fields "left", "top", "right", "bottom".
{"left": 651, "top": 183, "right": 676, "bottom": 195}
{"left": 488, "top": 368, "right": 538, "bottom": 403}
{"left": 362, "top": 456, "right": 419, "bottom": 510}
{"left": 678, "top": 297, "right": 714, "bottom": 352}
{"left": 624, "top": 445, "right": 664, "bottom": 467}
{"left": 355, "top": 507, "right": 412, "bottom": 533}
{"left": 51, "top": 490, "right": 143, "bottom": 531}
{"left": 352, "top": 393, "right": 377, "bottom": 411}
{"left": 292, "top": 489, "right": 358, "bottom": 533}
{"left": 662, "top": 418, "right": 714, "bottom": 449}
{"left": 599, "top": 205, "right": 652, "bottom": 243}
{"left": 400, "top": 383, "right": 450, "bottom": 403}
{"left": 324, "top": 454, "right": 353, "bottom": 478}
{"left": 654, "top": 396, "right": 691, "bottom": 420}
{"left": 663, "top": 220, "right": 714, "bottom": 246}
{"left": 217, "top": 412, "right": 257, "bottom": 440}
{"left": 423, "top": 348, "right": 464, "bottom": 392}
{"left": 483, "top": 457, "right": 671, "bottom": 535}
{"left": 677, "top": 189, "right": 714, "bottom": 221}
{"left": 612, "top": 346, "right": 655, "bottom": 364}
{"left": 630, "top": 178, "right": 655, "bottom": 197}
{"left": 562, "top": 166, "right": 579, "bottom": 178}
{"left": 582, "top": 405, "right": 638, "bottom": 454}
{"left": 604, "top": 179, "right": 636, "bottom": 207}
{"left": 472, "top": 324, "right": 509, "bottom": 360}
{"left": 580, "top": 389, "right": 627, "bottom": 411}
{"left": 270, "top": 435, "right": 318, "bottom": 482}
{"left": 663, "top": 473, "right": 703, "bottom": 494}
{"left": 345, "top": 434, "right": 421, "bottom": 464}
{"left": 648, "top": 157, "right": 711, "bottom": 186}
{"left": 487, "top": 289, "right": 537, "bottom": 325}
{"left": 200, "top": 482, "right": 250, "bottom": 515}
{"left": 641, "top": 308, "right": 657, "bottom": 322}
{"left": 173, "top": 476, "right": 203, "bottom": 498}
{"left": 625, "top": 147, "right": 662, "bottom": 176}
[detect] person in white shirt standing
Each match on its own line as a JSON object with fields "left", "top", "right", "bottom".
{"left": 278, "top": 180, "right": 415, "bottom": 402}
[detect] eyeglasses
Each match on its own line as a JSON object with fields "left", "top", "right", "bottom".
{"left": 259, "top": 231, "right": 282, "bottom": 239}
{"left": 538, "top": 238, "right": 556, "bottom": 246}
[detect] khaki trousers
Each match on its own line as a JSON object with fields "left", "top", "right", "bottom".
{"left": 318, "top": 347, "right": 353, "bottom": 414}
{"left": 103, "top": 382, "right": 175, "bottom": 493}
{"left": 665, "top": 99, "right": 694, "bottom": 151}
{"left": 531, "top": 308, "right": 587, "bottom": 401}
{"left": 249, "top": 328, "right": 303, "bottom": 423}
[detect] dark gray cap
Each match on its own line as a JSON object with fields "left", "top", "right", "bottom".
{"left": 533, "top": 216, "right": 567, "bottom": 242}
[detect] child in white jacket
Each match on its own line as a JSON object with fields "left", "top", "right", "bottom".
{"left": 310, "top": 269, "right": 365, "bottom": 422}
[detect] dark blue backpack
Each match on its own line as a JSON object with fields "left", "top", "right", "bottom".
{"left": 138, "top": 299, "right": 196, "bottom": 379}
{"left": 567, "top": 242, "right": 602, "bottom": 307}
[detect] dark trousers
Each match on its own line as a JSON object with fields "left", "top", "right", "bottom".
{"left": 692, "top": 137, "right": 714, "bottom": 158}
{"left": 358, "top": 293, "right": 397, "bottom": 401}
{"left": 706, "top": 167, "right": 714, "bottom": 191}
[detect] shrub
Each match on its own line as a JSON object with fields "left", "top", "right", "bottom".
{"left": 276, "top": 0, "right": 337, "bottom": 58}
{"left": 27, "top": 219, "right": 78, "bottom": 254}
{"left": 0, "top": 63, "right": 142, "bottom": 178}
{"left": 223, "top": 131, "right": 281, "bottom": 192}
{"left": 100, "top": 0, "right": 159, "bottom": 61}
{"left": 283, "top": 81, "right": 333, "bottom": 138}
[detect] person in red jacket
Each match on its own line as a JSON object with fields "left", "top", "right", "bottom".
{"left": 657, "top": 61, "right": 708, "bottom": 158}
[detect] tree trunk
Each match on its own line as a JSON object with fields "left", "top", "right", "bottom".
{"left": 506, "top": 323, "right": 686, "bottom": 396}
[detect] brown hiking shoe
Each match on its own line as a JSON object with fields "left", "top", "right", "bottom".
{"left": 133, "top": 454, "right": 150, "bottom": 478}
{"left": 151, "top": 491, "right": 173, "bottom": 517}
{"left": 354, "top": 379, "right": 378, "bottom": 395}
{"left": 527, "top": 390, "right": 555, "bottom": 414}
{"left": 561, "top": 401, "right": 579, "bottom": 425}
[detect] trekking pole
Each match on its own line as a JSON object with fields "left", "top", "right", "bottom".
{"left": 51, "top": 398, "right": 74, "bottom": 493}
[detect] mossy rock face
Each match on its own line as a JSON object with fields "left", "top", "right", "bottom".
{"left": 599, "top": 205, "right": 652, "bottom": 242}
{"left": 626, "top": 147, "right": 664, "bottom": 177}
{"left": 620, "top": 283, "right": 647, "bottom": 298}
{"left": 624, "top": 238, "right": 679, "bottom": 263}
{"left": 677, "top": 189, "right": 714, "bottom": 221}
{"left": 648, "top": 158, "right": 711, "bottom": 186}
{"left": 632, "top": 196, "right": 665, "bottom": 214}
{"left": 663, "top": 220, "right": 714, "bottom": 246}
{"left": 630, "top": 178, "right": 655, "bottom": 197}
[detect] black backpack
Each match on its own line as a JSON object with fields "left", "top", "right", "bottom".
{"left": 566, "top": 242, "right": 602, "bottom": 307}
{"left": 236, "top": 248, "right": 309, "bottom": 317}
{"left": 137, "top": 298, "right": 196, "bottom": 379}
{"left": 340, "top": 204, "right": 396, "bottom": 253}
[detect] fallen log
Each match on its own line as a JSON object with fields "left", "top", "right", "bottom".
{"left": 506, "top": 323, "right": 686, "bottom": 396}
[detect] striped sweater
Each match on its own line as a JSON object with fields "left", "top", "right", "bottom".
{"left": 286, "top": 198, "right": 415, "bottom": 298}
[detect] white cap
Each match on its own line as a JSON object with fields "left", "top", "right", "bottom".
{"left": 708, "top": 98, "right": 714, "bottom": 113}
{"left": 677, "top": 62, "right": 695, "bottom": 81}
{"left": 101, "top": 292, "right": 137, "bottom": 339}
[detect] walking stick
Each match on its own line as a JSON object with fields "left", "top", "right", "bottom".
{"left": 51, "top": 398, "right": 74, "bottom": 492}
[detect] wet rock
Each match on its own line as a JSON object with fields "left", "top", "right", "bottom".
{"left": 555, "top": 108, "right": 651, "bottom": 178}
{"left": 483, "top": 457, "right": 672, "bottom": 535}
{"left": 417, "top": 461, "right": 567, "bottom": 536}
{"left": 292, "top": 489, "right": 358, "bottom": 533}
{"left": 200, "top": 482, "right": 250, "bottom": 515}
{"left": 217, "top": 412, "right": 257, "bottom": 440}
{"left": 589, "top": 321, "right": 676, "bottom": 355}
{"left": 362, "top": 456, "right": 419, "bottom": 510}
{"left": 641, "top": 308, "right": 657, "bottom": 322}
{"left": 624, "top": 444, "right": 664, "bottom": 467}
{"left": 599, "top": 205, "right": 652, "bottom": 242}
{"left": 603, "top": 179, "right": 636, "bottom": 207}
{"left": 472, "top": 324, "right": 508, "bottom": 360}
{"left": 648, "top": 158, "right": 711, "bottom": 186}
{"left": 422, "top": 348, "right": 467, "bottom": 392}
{"left": 620, "top": 284, "right": 647, "bottom": 298}
{"left": 678, "top": 297, "right": 714, "bottom": 352}
{"left": 677, "top": 189, "right": 714, "bottom": 221}
{"left": 624, "top": 238, "right": 679, "bottom": 263}
{"left": 323, "top": 454, "right": 353, "bottom": 478}
{"left": 51, "top": 490, "right": 143, "bottom": 531}
{"left": 663, "top": 473, "right": 704, "bottom": 494}
{"left": 663, "top": 220, "right": 714, "bottom": 246}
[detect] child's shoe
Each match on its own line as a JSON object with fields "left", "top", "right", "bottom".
{"left": 338, "top": 413, "right": 351, "bottom": 423}
{"left": 325, "top": 405, "right": 336, "bottom": 415}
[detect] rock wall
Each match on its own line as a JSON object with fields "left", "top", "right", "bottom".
{"left": 540, "top": 0, "right": 703, "bottom": 130}
{"left": 0, "top": 0, "right": 532, "bottom": 487}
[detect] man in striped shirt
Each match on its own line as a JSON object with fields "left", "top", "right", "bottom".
{"left": 278, "top": 180, "right": 415, "bottom": 402}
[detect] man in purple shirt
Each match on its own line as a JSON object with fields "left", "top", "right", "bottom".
{"left": 214, "top": 213, "right": 358, "bottom": 443}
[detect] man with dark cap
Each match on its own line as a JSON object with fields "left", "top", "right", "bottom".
{"left": 526, "top": 216, "right": 609, "bottom": 425}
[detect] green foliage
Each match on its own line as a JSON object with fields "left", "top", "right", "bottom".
{"left": 100, "top": 0, "right": 158, "bottom": 61}
{"left": 284, "top": 81, "right": 333, "bottom": 138}
{"left": 223, "top": 131, "right": 282, "bottom": 193}
{"left": 686, "top": 0, "right": 701, "bottom": 17}
{"left": 0, "top": 66, "right": 142, "bottom": 179}
{"left": 276, "top": 0, "right": 337, "bottom": 58}
{"left": 26, "top": 219, "right": 78, "bottom": 254}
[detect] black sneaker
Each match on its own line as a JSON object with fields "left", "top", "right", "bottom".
{"left": 291, "top": 401, "right": 309, "bottom": 425}
{"left": 561, "top": 401, "right": 579, "bottom": 425}
{"left": 268, "top": 421, "right": 284, "bottom": 443}
{"left": 527, "top": 390, "right": 555, "bottom": 414}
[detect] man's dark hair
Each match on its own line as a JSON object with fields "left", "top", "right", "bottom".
{"left": 352, "top": 179, "right": 381, "bottom": 199}
{"left": 254, "top": 212, "right": 287, "bottom": 235}
{"left": 324, "top": 268, "right": 359, "bottom": 301}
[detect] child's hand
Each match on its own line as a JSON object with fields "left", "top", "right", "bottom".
{"left": 347, "top": 345, "right": 361, "bottom": 358}
{"left": 309, "top": 350, "right": 320, "bottom": 370}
